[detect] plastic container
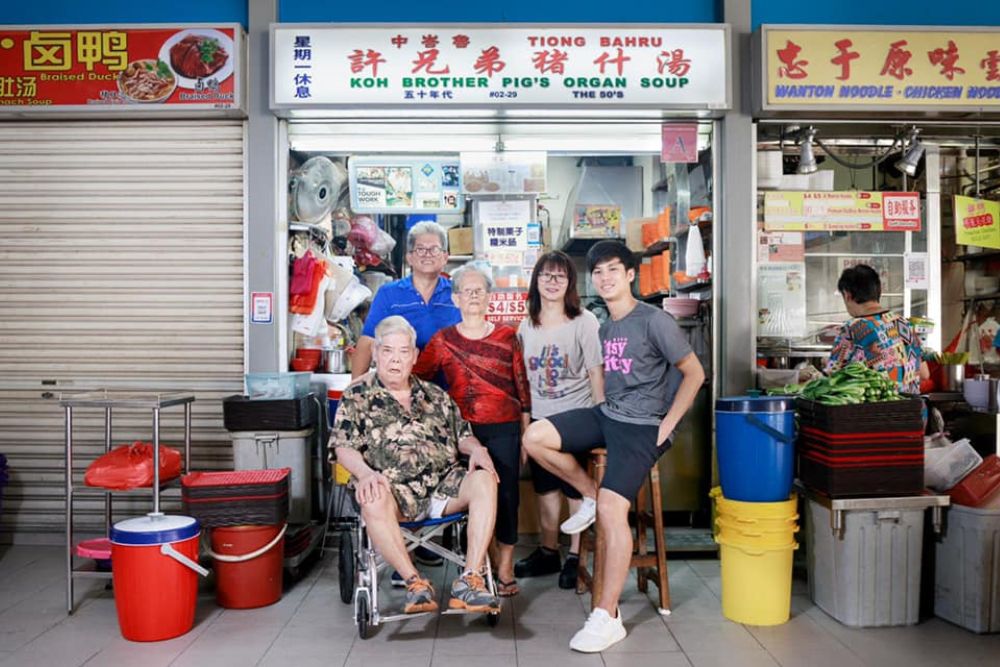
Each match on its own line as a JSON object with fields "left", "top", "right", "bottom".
{"left": 245, "top": 372, "right": 311, "bottom": 400}
{"left": 756, "top": 368, "right": 801, "bottom": 390}
{"left": 805, "top": 498, "right": 925, "bottom": 627}
{"left": 934, "top": 504, "right": 1000, "bottom": 633}
{"left": 223, "top": 394, "right": 317, "bottom": 431}
{"left": 710, "top": 486, "right": 799, "bottom": 523}
{"left": 924, "top": 439, "right": 982, "bottom": 492}
{"left": 110, "top": 515, "right": 208, "bottom": 642}
{"left": 949, "top": 455, "right": 1000, "bottom": 508}
{"left": 715, "top": 396, "right": 795, "bottom": 502}
{"left": 209, "top": 524, "right": 286, "bottom": 609}
{"left": 231, "top": 429, "right": 313, "bottom": 524}
{"left": 182, "top": 469, "right": 290, "bottom": 527}
{"left": 717, "top": 534, "right": 797, "bottom": 625}
{"left": 75, "top": 537, "right": 112, "bottom": 571}
{"left": 716, "top": 516, "right": 800, "bottom": 547}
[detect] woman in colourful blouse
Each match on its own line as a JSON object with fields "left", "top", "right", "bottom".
{"left": 826, "top": 264, "right": 929, "bottom": 394}
{"left": 414, "top": 263, "right": 532, "bottom": 597}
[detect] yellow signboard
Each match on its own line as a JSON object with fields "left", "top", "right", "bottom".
{"left": 763, "top": 191, "right": 921, "bottom": 232}
{"left": 760, "top": 27, "right": 1000, "bottom": 110}
{"left": 954, "top": 195, "right": 1000, "bottom": 249}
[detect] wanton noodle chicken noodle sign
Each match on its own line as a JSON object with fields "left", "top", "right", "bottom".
{"left": 271, "top": 25, "right": 730, "bottom": 110}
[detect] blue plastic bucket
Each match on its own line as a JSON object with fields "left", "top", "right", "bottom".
{"left": 715, "top": 396, "right": 795, "bottom": 502}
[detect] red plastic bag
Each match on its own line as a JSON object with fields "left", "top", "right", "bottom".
{"left": 84, "top": 441, "right": 182, "bottom": 490}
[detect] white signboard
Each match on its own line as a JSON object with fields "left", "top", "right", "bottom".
{"left": 757, "top": 263, "right": 807, "bottom": 339}
{"left": 272, "top": 25, "right": 730, "bottom": 110}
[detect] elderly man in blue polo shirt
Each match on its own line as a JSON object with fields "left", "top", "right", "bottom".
{"left": 350, "top": 221, "right": 461, "bottom": 575}
{"left": 352, "top": 221, "right": 461, "bottom": 377}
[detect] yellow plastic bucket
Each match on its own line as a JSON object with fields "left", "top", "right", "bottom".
{"left": 715, "top": 516, "right": 800, "bottom": 547}
{"left": 711, "top": 486, "right": 798, "bottom": 524}
{"left": 717, "top": 534, "right": 797, "bottom": 626}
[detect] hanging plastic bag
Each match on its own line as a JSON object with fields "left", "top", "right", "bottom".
{"left": 84, "top": 442, "right": 182, "bottom": 490}
{"left": 684, "top": 223, "right": 707, "bottom": 277}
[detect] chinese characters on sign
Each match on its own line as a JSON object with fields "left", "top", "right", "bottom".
{"left": 486, "top": 291, "right": 528, "bottom": 325}
{"left": 762, "top": 28, "right": 1000, "bottom": 109}
{"left": 954, "top": 195, "right": 1000, "bottom": 250}
{"left": 0, "top": 26, "right": 241, "bottom": 111}
{"left": 763, "top": 191, "right": 922, "bottom": 232}
{"left": 272, "top": 26, "right": 729, "bottom": 109}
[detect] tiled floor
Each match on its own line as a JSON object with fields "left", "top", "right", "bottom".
{"left": 1, "top": 543, "right": 998, "bottom": 667}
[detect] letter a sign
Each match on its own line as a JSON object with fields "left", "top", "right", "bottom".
{"left": 661, "top": 123, "right": 699, "bottom": 163}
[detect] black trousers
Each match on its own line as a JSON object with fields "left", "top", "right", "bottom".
{"left": 472, "top": 421, "right": 520, "bottom": 546}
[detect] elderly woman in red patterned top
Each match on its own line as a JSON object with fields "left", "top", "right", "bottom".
{"left": 414, "top": 263, "right": 532, "bottom": 597}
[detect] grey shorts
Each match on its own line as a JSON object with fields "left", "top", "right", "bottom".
{"left": 547, "top": 405, "right": 670, "bottom": 501}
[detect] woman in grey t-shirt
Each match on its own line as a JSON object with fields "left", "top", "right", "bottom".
{"left": 515, "top": 251, "right": 604, "bottom": 588}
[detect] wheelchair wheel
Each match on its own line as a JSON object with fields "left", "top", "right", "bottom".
{"left": 338, "top": 532, "right": 354, "bottom": 604}
{"left": 486, "top": 611, "right": 500, "bottom": 627}
{"left": 356, "top": 594, "right": 371, "bottom": 639}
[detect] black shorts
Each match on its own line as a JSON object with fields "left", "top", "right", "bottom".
{"left": 547, "top": 405, "right": 669, "bottom": 501}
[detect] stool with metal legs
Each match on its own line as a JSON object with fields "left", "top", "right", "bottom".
{"left": 576, "top": 447, "right": 671, "bottom": 616}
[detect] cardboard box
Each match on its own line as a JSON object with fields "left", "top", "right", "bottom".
{"left": 448, "top": 226, "right": 473, "bottom": 256}
{"left": 627, "top": 217, "right": 654, "bottom": 251}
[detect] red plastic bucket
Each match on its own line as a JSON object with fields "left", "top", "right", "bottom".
{"left": 110, "top": 515, "right": 208, "bottom": 642}
{"left": 209, "top": 523, "right": 286, "bottom": 609}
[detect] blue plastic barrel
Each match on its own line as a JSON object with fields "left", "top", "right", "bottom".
{"left": 715, "top": 396, "right": 796, "bottom": 502}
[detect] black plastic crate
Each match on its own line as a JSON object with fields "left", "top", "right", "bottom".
{"left": 182, "top": 469, "right": 289, "bottom": 527}
{"left": 222, "top": 394, "right": 316, "bottom": 431}
{"left": 796, "top": 397, "right": 923, "bottom": 435}
{"left": 799, "top": 456, "right": 925, "bottom": 498}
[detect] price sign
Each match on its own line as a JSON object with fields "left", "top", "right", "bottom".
{"left": 486, "top": 291, "right": 528, "bottom": 325}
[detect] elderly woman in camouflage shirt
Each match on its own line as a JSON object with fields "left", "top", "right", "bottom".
{"left": 331, "top": 315, "right": 502, "bottom": 616}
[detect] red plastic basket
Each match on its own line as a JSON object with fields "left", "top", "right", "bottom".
{"left": 182, "top": 469, "right": 290, "bottom": 488}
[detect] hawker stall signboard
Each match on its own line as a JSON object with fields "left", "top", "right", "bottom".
{"left": 271, "top": 25, "right": 730, "bottom": 112}
{"left": 763, "top": 191, "right": 921, "bottom": 232}
{"left": 954, "top": 195, "right": 1000, "bottom": 250}
{"left": 0, "top": 25, "right": 245, "bottom": 114}
{"left": 757, "top": 26, "right": 1000, "bottom": 112}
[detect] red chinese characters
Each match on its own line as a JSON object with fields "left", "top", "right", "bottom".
{"left": 656, "top": 49, "right": 691, "bottom": 77}
{"left": 594, "top": 48, "right": 631, "bottom": 76}
{"left": 831, "top": 39, "right": 859, "bottom": 81}
{"left": 348, "top": 49, "right": 386, "bottom": 77}
{"left": 452, "top": 34, "right": 470, "bottom": 49}
{"left": 928, "top": 40, "right": 966, "bottom": 80}
{"left": 474, "top": 46, "right": 506, "bottom": 77}
{"left": 982, "top": 50, "right": 1000, "bottom": 82}
{"left": 777, "top": 40, "right": 809, "bottom": 79}
{"left": 880, "top": 40, "right": 914, "bottom": 80}
{"left": 532, "top": 49, "right": 569, "bottom": 75}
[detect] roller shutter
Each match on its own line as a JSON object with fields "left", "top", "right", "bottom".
{"left": 0, "top": 120, "right": 245, "bottom": 543}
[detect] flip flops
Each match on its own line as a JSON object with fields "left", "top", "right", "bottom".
{"left": 498, "top": 578, "right": 520, "bottom": 597}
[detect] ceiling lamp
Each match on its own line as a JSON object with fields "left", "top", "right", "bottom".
{"left": 895, "top": 127, "right": 925, "bottom": 177}
{"left": 796, "top": 127, "right": 818, "bottom": 175}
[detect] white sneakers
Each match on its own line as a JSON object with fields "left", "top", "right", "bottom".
{"left": 569, "top": 607, "right": 627, "bottom": 652}
{"left": 560, "top": 496, "right": 597, "bottom": 534}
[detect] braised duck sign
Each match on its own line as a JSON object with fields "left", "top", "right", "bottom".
{"left": 271, "top": 25, "right": 730, "bottom": 112}
{"left": 0, "top": 25, "right": 245, "bottom": 114}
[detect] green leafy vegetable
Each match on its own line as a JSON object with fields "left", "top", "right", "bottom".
{"left": 199, "top": 38, "right": 220, "bottom": 64}
{"left": 156, "top": 60, "right": 173, "bottom": 80}
{"left": 770, "top": 362, "right": 905, "bottom": 406}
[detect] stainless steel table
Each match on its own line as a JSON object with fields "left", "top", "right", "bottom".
{"left": 59, "top": 390, "right": 194, "bottom": 614}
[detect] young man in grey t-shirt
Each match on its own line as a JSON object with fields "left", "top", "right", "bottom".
{"left": 523, "top": 241, "right": 705, "bottom": 653}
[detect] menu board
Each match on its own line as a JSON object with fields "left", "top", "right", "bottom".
{"left": 764, "top": 191, "right": 921, "bottom": 232}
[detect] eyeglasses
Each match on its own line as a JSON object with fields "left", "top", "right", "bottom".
{"left": 459, "top": 288, "right": 486, "bottom": 298}
{"left": 538, "top": 272, "right": 568, "bottom": 284}
{"left": 411, "top": 246, "right": 444, "bottom": 257}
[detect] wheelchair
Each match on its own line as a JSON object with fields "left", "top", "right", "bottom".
{"left": 338, "top": 505, "right": 501, "bottom": 639}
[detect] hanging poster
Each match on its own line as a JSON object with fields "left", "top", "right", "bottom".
{"left": 904, "top": 252, "right": 930, "bottom": 290}
{"left": 757, "top": 231, "right": 805, "bottom": 263}
{"left": 349, "top": 155, "right": 463, "bottom": 214}
{"left": 763, "top": 191, "right": 921, "bottom": 232}
{"left": 573, "top": 204, "right": 623, "bottom": 238}
{"left": 954, "top": 195, "right": 1000, "bottom": 249}
{"left": 661, "top": 123, "right": 699, "bottom": 163}
{"left": 486, "top": 291, "right": 528, "bottom": 325}
{"left": 757, "top": 262, "right": 807, "bottom": 338}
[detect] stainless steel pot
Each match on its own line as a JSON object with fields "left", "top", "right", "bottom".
{"left": 322, "top": 348, "right": 350, "bottom": 374}
{"left": 942, "top": 364, "right": 965, "bottom": 392}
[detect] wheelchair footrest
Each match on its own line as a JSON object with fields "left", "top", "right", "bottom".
{"left": 441, "top": 607, "right": 502, "bottom": 616}
{"left": 378, "top": 611, "right": 433, "bottom": 624}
